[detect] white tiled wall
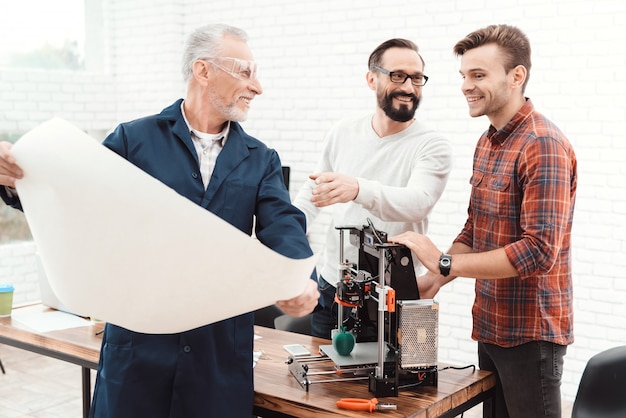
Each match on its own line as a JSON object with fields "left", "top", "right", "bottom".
{"left": 1, "top": 0, "right": 625, "bottom": 401}
{"left": 0, "top": 242, "right": 39, "bottom": 305}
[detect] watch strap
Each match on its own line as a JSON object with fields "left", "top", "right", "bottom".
{"left": 439, "top": 253, "right": 452, "bottom": 277}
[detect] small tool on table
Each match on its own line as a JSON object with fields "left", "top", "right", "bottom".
{"left": 336, "top": 397, "right": 397, "bottom": 413}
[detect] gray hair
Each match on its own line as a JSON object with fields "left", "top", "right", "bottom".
{"left": 181, "top": 24, "right": 249, "bottom": 83}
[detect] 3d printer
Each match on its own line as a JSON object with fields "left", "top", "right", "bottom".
{"left": 288, "top": 221, "right": 439, "bottom": 397}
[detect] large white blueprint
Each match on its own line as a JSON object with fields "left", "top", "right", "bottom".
{"left": 12, "top": 118, "right": 317, "bottom": 334}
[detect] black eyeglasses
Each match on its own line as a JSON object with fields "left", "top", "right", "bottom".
{"left": 372, "top": 65, "right": 428, "bottom": 87}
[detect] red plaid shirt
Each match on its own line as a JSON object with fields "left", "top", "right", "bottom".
{"left": 455, "top": 99, "right": 577, "bottom": 347}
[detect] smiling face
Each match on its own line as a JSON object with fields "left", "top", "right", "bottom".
{"left": 459, "top": 43, "right": 526, "bottom": 129}
{"left": 370, "top": 47, "right": 424, "bottom": 122}
{"left": 205, "top": 34, "right": 263, "bottom": 123}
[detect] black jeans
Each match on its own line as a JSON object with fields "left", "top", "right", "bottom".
{"left": 478, "top": 340, "right": 566, "bottom": 418}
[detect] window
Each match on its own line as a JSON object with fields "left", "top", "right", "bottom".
{"left": 0, "top": 0, "right": 85, "bottom": 70}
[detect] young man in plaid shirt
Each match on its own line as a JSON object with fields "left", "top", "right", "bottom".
{"left": 391, "top": 24, "right": 577, "bottom": 418}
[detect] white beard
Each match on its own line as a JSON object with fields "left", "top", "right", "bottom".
{"left": 208, "top": 90, "right": 248, "bottom": 122}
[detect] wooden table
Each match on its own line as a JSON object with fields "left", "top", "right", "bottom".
{"left": 254, "top": 327, "right": 495, "bottom": 417}
{"left": 0, "top": 304, "right": 102, "bottom": 418}
{"left": 1, "top": 305, "right": 495, "bottom": 418}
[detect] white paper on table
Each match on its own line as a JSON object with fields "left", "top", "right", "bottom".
{"left": 10, "top": 304, "right": 92, "bottom": 333}
{"left": 12, "top": 118, "right": 317, "bottom": 334}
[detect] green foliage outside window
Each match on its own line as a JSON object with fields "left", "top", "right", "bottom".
{"left": 3, "top": 40, "right": 84, "bottom": 70}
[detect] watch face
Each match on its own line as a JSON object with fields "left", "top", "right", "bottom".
{"left": 441, "top": 258, "right": 451, "bottom": 267}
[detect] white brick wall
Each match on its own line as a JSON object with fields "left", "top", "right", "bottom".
{"left": 1, "top": 0, "right": 625, "bottom": 401}
{"left": 0, "top": 242, "right": 39, "bottom": 305}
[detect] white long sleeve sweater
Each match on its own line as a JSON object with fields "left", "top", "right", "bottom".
{"left": 294, "top": 113, "right": 453, "bottom": 285}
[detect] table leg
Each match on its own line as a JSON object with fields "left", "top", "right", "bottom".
{"left": 439, "top": 386, "right": 496, "bottom": 418}
{"left": 82, "top": 366, "right": 91, "bottom": 418}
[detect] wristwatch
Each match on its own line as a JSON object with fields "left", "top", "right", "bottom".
{"left": 439, "top": 253, "right": 452, "bottom": 277}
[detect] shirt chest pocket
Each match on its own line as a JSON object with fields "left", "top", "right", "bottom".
{"left": 470, "top": 171, "right": 515, "bottom": 219}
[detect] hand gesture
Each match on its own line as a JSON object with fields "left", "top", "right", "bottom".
{"left": 275, "top": 279, "right": 319, "bottom": 317}
{"left": 309, "top": 172, "right": 359, "bottom": 207}
{"left": 0, "top": 141, "right": 23, "bottom": 188}
{"left": 389, "top": 231, "right": 441, "bottom": 275}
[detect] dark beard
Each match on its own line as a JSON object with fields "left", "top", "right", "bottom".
{"left": 379, "top": 91, "right": 420, "bottom": 122}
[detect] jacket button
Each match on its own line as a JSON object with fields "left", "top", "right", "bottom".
{"left": 183, "top": 345, "right": 191, "bottom": 353}
{"left": 192, "top": 172, "right": 199, "bottom": 179}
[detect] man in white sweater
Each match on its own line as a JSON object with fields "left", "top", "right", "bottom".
{"left": 294, "top": 38, "right": 453, "bottom": 339}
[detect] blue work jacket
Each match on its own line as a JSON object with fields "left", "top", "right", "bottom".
{"left": 89, "top": 99, "right": 315, "bottom": 418}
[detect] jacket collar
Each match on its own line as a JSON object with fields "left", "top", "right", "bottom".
{"left": 157, "top": 99, "right": 259, "bottom": 202}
